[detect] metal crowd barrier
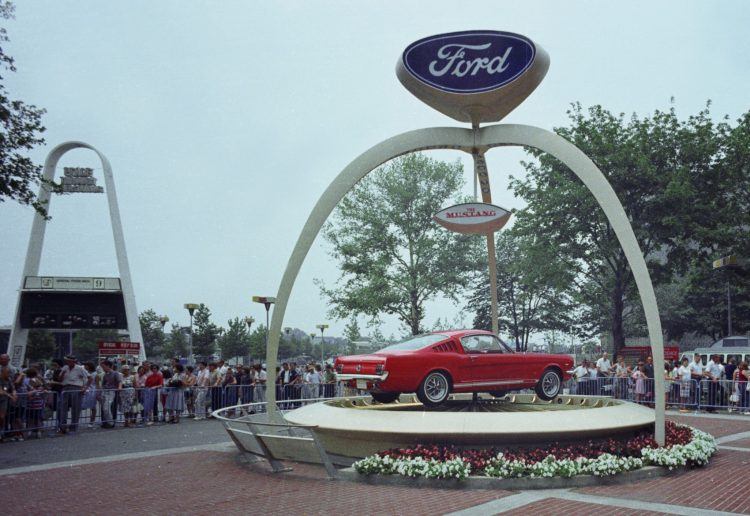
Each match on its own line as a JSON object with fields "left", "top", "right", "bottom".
{"left": 212, "top": 393, "right": 366, "bottom": 479}
{"left": 564, "top": 376, "right": 750, "bottom": 412}
{"left": 0, "top": 383, "right": 355, "bottom": 441}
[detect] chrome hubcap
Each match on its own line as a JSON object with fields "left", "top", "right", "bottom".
{"left": 425, "top": 373, "right": 448, "bottom": 402}
{"left": 542, "top": 372, "right": 560, "bottom": 396}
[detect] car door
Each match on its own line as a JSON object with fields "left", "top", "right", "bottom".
{"left": 457, "top": 334, "right": 515, "bottom": 390}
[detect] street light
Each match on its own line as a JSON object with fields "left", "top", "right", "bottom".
{"left": 184, "top": 303, "right": 199, "bottom": 365}
{"left": 252, "top": 296, "right": 276, "bottom": 357}
{"left": 713, "top": 255, "right": 740, "bottom": 336}
{"left": 244, "top": 316, "right": 255, "bottom": 331}
{"left": 158, "top": 315, "right": 169, "bottom": 330}
{"left": 316, "top": 324, "right": 329, "bottom": 364}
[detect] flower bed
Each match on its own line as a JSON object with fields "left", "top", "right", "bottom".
{"left": 353, "top": 422, "right": 715, "bottom": 480}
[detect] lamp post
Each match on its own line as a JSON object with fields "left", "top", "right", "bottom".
{"left": 713, "top": 255, "right": 739, "bottom": 336}
{"left": 252, "top": 296, "right": 276, "bottom": 357}
{"left": 184, "top": 303, "right": 199, "bottom": 365}
{"left": 316, "top": 324, "right": 329, "bottom": 364}
{"left": 244, "top": 316, "right": 255, "bottom": 331}
{"left": 159, "top": 315, "right": 169, "bottom": 331}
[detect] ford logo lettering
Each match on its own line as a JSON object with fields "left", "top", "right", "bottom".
{"left": 396, "top": 30, "right": 549, "bottom": 124}
{"left": 402, "top": 30, "right": 535, "bottom": 94}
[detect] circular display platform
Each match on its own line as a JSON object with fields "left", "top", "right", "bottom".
{"left": 284, "top": 393, "right": 655, "bottom": 461}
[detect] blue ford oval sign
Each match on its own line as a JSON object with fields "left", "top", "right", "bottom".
{"left": 402, "top": 30, "right": 536, "bottom": 94}
{"left": 396, "top": 30, "right": 548, "bottom": 123}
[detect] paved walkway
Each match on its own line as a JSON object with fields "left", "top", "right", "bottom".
{"left": 1, "top": 412, "right": 749, "bottom": 515}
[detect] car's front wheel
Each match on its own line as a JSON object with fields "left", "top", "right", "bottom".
{"left": 371, "top": 392, "right": 400, "bottom": 404}
{"left": 416, "top": 371, "right": 451, "bottom": 407}
{"left": 535, "top": 369, "right": 562, "bottom": 400}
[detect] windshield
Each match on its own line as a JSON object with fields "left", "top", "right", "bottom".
{"left": 378, "top": 334, "right": 448, "bottom": 352}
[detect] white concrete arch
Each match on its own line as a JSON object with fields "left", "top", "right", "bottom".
{"left": 8, "top": 141, "right": 145, "bottom": 365}
{"left": 265, "top": 124, "right": 665, "bottom": 444}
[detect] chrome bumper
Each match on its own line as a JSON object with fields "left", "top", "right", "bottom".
{"left": 335, "top": 372, "right": 389, "bottom": 382}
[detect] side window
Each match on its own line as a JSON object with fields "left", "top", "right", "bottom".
{"left": 461, "top": 335, "right": 505, "bottom": 353}
{"left": 461, "top": 335, "right": 482, "bottom": 353}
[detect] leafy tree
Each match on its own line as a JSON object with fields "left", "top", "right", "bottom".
{"left": 343, "top": 316, "right": 361, "bottom": 343}
{"left": 319, "top": 153, "right": 482, "bottom": 335}
{"left": 509, "top": 102, "right": 730, "bottom": 354}
{"left": 139, "top": 309, "right": 166, "bottom": 358}
{"left": 163, "top": 323, "right": 188, "bottom": 360}
{"left": 72, "top": 329, "right": 119, "bottom": 361}
{"left": 25, "top": 330, "right": 55, "bottom": 362}
{"left": 0, "top": 2, "right": 52, "bottom": 217}
{"left": 467, "top": 231, "right": 574, "bottom": 351}
{"left": 248, "top": 324, "right": 267, "bottom": 360}
{"left": 219, "top": 317, "right": 251, "bottom": 360}
{"left": 191, "top": 303, "right": 222, "bottom": 358}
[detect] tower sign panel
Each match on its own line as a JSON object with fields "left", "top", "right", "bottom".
{"left": 61, "top": 167, "right": 104, "bottom": 193}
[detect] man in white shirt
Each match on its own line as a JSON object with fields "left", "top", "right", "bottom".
{"left": 595, "top": 352, "right": 612, "bottom": 395}
{"left": 689, "top": 354, "right": 705, "bottom": 411}
{"left": 705, "top": 354, "right": 723, "bottom": 412}
{"left": 596, "top": 353, "right": 612, "bottom": 376}
{"left": 573, "top": 360, "right": 589, "bottom": 395}
{"left": 59, "top": 355, "right": 88, "bottom": 433}
{"left": 194, "top": 361, "right": 210, "bottom": 420}
{"left": 254, "top": 364, "right": 267, "bottom": 411}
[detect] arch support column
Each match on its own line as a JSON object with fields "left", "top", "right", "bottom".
{"left": 265, "top": 124, "right": 665, "bottom": 445}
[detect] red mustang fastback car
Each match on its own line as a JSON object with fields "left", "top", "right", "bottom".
{"left": 335, "top": 330, "right": 573, "bottom": 406}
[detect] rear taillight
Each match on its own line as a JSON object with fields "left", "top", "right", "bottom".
{"left": 336, "top": 363, "right": 343, "bottom": 373}
{"left": 375, "top": 364, "right": 384, "bottom": 375}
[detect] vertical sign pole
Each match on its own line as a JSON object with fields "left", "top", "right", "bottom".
{"left": 727, "top": 282, "right": 732, "bottom": 336}
{"left": 472, "top": 150, "right": 499, "bottom": 337}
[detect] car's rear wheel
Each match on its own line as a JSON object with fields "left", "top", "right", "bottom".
{"left": 489, "top": 390, "right": 507, "bottom": 398}
{"left": 416, "top": 371, "right": 451, "bottom": 406}
{"left": 371, "top": 392, "right": 400, "bottom": 404}
{"left": 535, "top": 368, "right": 562, "bottom": 400}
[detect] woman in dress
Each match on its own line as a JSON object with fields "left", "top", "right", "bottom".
{"left": 80, "top": 362, "right": 98, "bottom": 429}
{"left": 165, "top": 364, "right": 186, "bottom": 424}
{"left": 184, "top": 366, "right": 196, "bottom": 418}
{"left": 222, "top": 367, "right": 238, "bottom": 416}
{"left": 677, "top": 357, "right": 692, "bottom": 412}
{"left": 135, "top": 365, "right": 148, "bottom": 424}
{"left": 737, "top": 361, "right": 749, "bottom": 415}
{"left": 118, "top": 365, "right": 137, "bottom": 427}
{"left": 632, "top": 364, "right": 647, "bottom": 404}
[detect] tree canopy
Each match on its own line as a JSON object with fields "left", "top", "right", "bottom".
{"left": 509, "top": 102, "right": 749, "bottom": 352}
{"left": 0, "top": 2, "right": 51, "bottom": 217}
{"left": 319, "top": 153, "right": 482, "bottom": 335}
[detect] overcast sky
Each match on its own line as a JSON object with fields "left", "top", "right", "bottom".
{"left": 1, "top": 1, "right": 748, "bottom": 341}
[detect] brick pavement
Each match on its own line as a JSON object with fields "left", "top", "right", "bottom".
{"left": 2, "top": 411, "right": 748, "bottom": 515}
{"left": 576, "top": 451, "right": 750, "bottom": 514}
{"left": 668, "top": 414, "right": 750, "bottom": 438}
{"left": 502, "top": 498, "right": 665, "bottom": 515}
{"left": 724, "top": 437, "right": 750, "bottom": 449}
{"left": 1, "top": 451, "right": 511, "bottom": 515}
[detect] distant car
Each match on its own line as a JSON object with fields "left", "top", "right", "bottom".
{"left": 335, "top": 330, "right": 574, "bottom": 406}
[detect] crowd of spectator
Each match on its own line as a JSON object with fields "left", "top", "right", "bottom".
{"left": 570, "top": 352, "right": 750, "bottom": 413}
{"left": 0, "top": 352, "right": 339, "bottom": 443}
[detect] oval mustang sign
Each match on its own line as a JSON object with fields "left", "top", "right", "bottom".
{"left": 433, "top": 202, "right": 511, "bottom": 235}
{"left": 396, "top": 30, "right": 549, "bottom": 124}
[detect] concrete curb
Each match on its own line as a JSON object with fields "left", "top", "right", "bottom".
{"left": 337, "top": 464, "right": 682, "bottom": 490}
